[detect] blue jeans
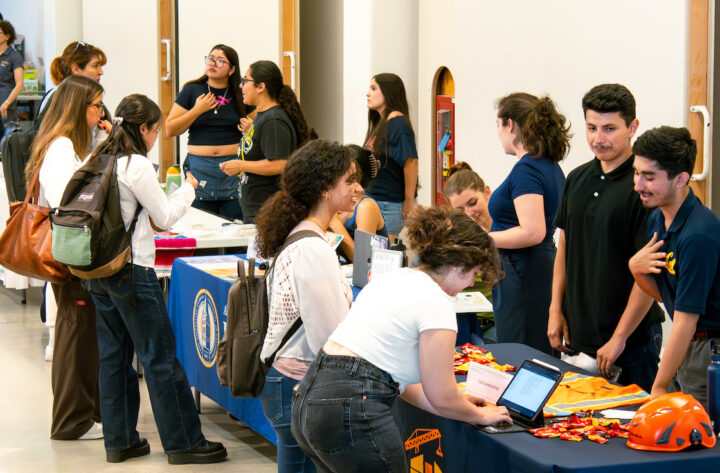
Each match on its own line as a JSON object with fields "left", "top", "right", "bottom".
{"left": 85, "top": 264, "right": 205, "bottom": 453}
{"left": 291, "top": 351, "right": 405, "bottom": 473}
{"left": 615, "top": 322, "right": 662, "bottom": 393}
{"left": 259, "top": 367, "right": 316, "bottom": 473}
{"left": 375, "top": 200, "right": 404, "bottom": 236}
{"left": 191, "top": 198, "right": 243, "bottom": 221}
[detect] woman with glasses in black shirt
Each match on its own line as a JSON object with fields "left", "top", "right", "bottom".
{"left": 166, "top": 44, "right": 254, "bottom": 221}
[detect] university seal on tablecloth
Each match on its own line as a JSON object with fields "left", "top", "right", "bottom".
{"left": 193, "top": 289, "right": 219, "bottom": 367}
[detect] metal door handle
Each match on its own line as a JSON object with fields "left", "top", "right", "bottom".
{"left": 283, "top": 51, "right": 296, "bottom": 91}
{"left": 690, "top": 105, "right": 711, "bottom": 181}
{"left": 161, "top": 39, "right": 171, "bottom": 82}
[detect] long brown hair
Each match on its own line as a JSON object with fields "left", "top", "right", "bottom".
{"left": 186, "top": 44, "right": 247, "bottom": 118}
{"left": 26, "top": 75, "right": 104, "bottom": 184}
{"left": 50, "top": 41, "right": 107, "bottom": 86}
{"left": 364, "top": 73, "right": 413, "bottom": 155}
{"left": 496, "top": 92, "right": 571, "bottom": 163}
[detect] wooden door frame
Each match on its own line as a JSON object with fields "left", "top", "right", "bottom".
{"left": 158, "top": 0, "right": 178, "bottom": 181}
{"left": 688, "top": 0, "right": 710, "bottom": 204}
{"left": 281, "top": 0, "right": 300, "bottom": 97}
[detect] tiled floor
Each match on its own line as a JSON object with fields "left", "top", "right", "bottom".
{"left": 0, "top": 286, "right": 277, "bottom": 473}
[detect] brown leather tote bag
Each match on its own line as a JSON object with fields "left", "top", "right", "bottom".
{"left": 0, "top": 168, "right": 71, "bottom": 284}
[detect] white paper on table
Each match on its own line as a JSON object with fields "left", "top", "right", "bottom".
{"left": 465, "top": 361, "right": 513, "bottom": 405}
{"left": 600, "top": 409, "right": 636, "bottom": 420}
{"left": 452, "top": 291, "right": 493, "bottom": 313}
{"left": 369, "top": 248, "right": 403, "bottom": 282}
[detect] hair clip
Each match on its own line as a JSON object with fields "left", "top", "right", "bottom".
{"left": 369, "top": 154, "right": 379, "bottom": 179}
{"left": 112, "top": 117, "right": 123, "bottom": 126}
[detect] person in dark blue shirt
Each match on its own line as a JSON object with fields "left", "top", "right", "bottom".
{"left": 630, "top": 126, "right": 720, "bottom": 408}
{"left": 487, "top": 92, "right": 570, "bottom": 354}
{"left": 364, "top": 73, "right": 418, "bottom": 238}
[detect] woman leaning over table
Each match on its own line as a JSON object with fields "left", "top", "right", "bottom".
{"left": 24, "top": 75, "right": 104, "bottom": 441}
{"left": 254, "top": 140, "right": 360, "bottom": 472}
{"left": 291, "top": 206, "right": 511, "bottom": 473}
{"left": 488, "top": 92, "right": 570, "bottom": 354}
{"left": 166, "top": 44, "right": 252, "bottom": 221}
{"left": 0, "top": 19, "right": 23, "bottom": 131}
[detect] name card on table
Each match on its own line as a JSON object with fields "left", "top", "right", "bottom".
{"left": 466, "top": 362, "right": 513, "bottom": 404}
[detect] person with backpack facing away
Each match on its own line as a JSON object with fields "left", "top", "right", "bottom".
{"left": 220, "top": 60, "right": 316, "bottom": 223}
{"left": 80, "top": 94, "right": 227, "bottom": 464}
{"left": 24, "top": 74, "right": 105, "bottom": 441}
{"left": 253, "top": 140, "right": 360, "bottom": 472}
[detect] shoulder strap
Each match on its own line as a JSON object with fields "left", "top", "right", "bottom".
{"left": 263, "top": 229, "right": 324, "bottom": 366}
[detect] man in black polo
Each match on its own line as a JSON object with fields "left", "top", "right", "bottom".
{"left": 630, "top": 126, "right": 720, "bottom": 407}
{"left": 548, "top": 84, "right": 664, "bottom": 391}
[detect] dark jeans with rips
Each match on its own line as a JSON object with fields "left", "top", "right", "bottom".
{"left": 84, "top": 264, "right": 206, "bottom": 453}
{"left": 291, "top": 350, "right": 405, "bottom": 473}
{"left": 259, "top": 366, "right": 317, "bottom": 473}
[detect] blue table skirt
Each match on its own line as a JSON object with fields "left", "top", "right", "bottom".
{"left": 167, "top": 256, "right": 276, "bottom": 443}
{"left": 392, "top": 343, "right": 720, "bottom": 473}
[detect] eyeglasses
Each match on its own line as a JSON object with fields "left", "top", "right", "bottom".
{"left": 71, "top": 40, "right": 91, "bottom": 57}
{"left": 240, "top": 77, "right": 254, "bottom": 86}
{"left": 87, "top": 101, "right": 105, "bottom": 111}
{"left": 204, "top": 56, "right": 229, "bottom": 67}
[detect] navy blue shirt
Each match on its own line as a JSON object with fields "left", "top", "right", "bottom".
{"left": 488, "top": 153, "right": 565, "bottom": 243}
{"left": 648, "top": 188, "right": 720, "bottom": 330}
{"left": 175, "top": 82, "right": 252, "bottom": 146}
{"left": 366, "top": 116, "right": 418, "bottom": 202}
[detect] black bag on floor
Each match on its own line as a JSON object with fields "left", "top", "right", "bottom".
{"left": 217, "top": 230, "right": 320, "bottom": 398}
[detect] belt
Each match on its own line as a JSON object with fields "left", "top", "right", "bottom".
{"left": 693, "top": 329, "right": 720, "bottom": 340}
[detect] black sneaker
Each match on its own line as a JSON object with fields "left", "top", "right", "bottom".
{"left": 167, "top": 440, "right": 227, "bottom": 465}
{"left": 106, "top": 437, "right": 151, "bottom": 463}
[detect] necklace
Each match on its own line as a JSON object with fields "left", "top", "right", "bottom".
{"left": 305, "top": 216, "right": 326, "bottom": 232}
{"left": 207, "top": 83, "right": 229, "bottom": 115}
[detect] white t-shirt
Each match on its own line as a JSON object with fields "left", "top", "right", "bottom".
{"left": 329, "top": 268, "right": 457, "bottom": 393}
{"left": 38, "top": 137, "right": 83, "bottom": 208}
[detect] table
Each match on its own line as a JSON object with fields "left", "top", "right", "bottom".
{"left": 167, "top": 255, "right": 275, "bottom": 443}
{"left": 392, "top": 343, "right": 720, "bottom": 473}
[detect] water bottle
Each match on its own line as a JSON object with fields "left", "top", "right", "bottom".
{"left": 708, "top": 341, "right": 720, "bottom": 435}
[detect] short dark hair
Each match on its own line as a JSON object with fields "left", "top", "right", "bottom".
{"left": 632, "top": 126, "right": 697, "bottom": 178}
{"left": 0, "top": 20, "right": 16, "bottom": 45}
{"left": 582, "top": 84, "right": 636, "bottom": 126}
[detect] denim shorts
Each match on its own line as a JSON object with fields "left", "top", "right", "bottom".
{"left": 291, "top": 351, "right": 406, "bottom": 473}
{"left": 183, "top": 153, "right": 240, "bottom": 201}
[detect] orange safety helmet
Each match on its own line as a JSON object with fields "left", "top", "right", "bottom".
{"left": 627, "top": 393, "right": 716, "bottom": 452}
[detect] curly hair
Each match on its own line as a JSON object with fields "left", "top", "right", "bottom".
{"left": 0, "top": 20, "right": 17, "bottom": 46}
{"left": 249, "top": 60, "right": 317, "bottom": 144}
{"left": 497, "top": 92, "right": 572, "bottom": 163}
{"left": 405, "top": 206, "right": 499, "bottom": 287}
{"left": 443, "top": 161, "right": 486, "bottom": 198}
{"left": 255, "top": 140, "right": 354, "bottom": 257}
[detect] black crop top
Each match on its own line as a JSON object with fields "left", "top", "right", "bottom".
{"left": 175, "top": 81, "right": 253, "bottom": 146}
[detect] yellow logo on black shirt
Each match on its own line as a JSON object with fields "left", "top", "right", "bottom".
{"left": 665, "top": 252, "right": 676, "bottom": 275}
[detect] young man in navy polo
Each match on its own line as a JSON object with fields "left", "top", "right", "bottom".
{"left": 548, "top": 84, "right": 664, "bottom": 392}
{"left": 630, "top": 126, "right": 720, "bottom": 407}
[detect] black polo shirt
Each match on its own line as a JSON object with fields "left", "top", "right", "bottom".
{"left": 554, "top": 156, "right": 664, "bottom": 356}
{"left": 648, "top": 188, "right": 720, "bottom": 330}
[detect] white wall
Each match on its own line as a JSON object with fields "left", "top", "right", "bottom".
{"left": 176, "top": 0, "right": 280, "bottom": 164}
{"left": 417, "top": 0, "right": 689, "bottom": 205}
{"left": 300, "top": 0, "right": 343, "bottom": 141}
{"left": 82, "top": 0, "right": 159, "bottom": 163}
{"left": 342, "top": 0, "right": 418, "bottom": 147}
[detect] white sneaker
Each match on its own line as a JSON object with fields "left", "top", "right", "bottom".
{"left": 44, "top": 344, "right": 53, "bottom": 362}
{"left": 78, "top": 422, "right": 103, "bottom": 440}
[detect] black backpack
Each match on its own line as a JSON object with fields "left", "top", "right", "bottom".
{"left": 0, "top": 92, "right": 51, "bottom": 202}
{"left": 49, "top": 153, "right": 140, "bottom": 279}
{"left": 217, "top": 230, "right": 320, "bottom": 398}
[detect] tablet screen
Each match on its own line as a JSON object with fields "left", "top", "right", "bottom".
{"left": 497, "top": 362, "right": 561, "bottom": 420}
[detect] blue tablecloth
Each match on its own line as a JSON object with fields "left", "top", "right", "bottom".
{"left": 393, "top": 343, "right": 720, "bottom": 473}
{"left": 167, "top": 255, "right": 275, "bottom": 443}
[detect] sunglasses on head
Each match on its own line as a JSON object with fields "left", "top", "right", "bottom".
{"left": 71, "top": 40, "right": 92, "bottom": 57}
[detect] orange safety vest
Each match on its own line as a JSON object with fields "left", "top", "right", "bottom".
{"left": 543, "top": 372, "right": 650, "bottom": 417}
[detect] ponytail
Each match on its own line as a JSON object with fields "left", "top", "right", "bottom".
{"left": 277, "top": 85, "right": 317, "bottom": 145}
